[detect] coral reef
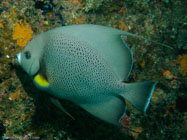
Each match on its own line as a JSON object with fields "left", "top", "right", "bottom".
{"left": 0, "top": 0, "right": 186, "bottom": 140}
{"left": 0, "top": 23, "right": 3, "bottom": 28}
{"left": 178, "top": 55, "right": 187, "bottom": 76}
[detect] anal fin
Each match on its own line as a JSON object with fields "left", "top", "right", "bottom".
{"left": 80, "top": 96, "right": 126, "bottom": 125}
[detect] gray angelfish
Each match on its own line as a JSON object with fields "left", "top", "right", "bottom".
{"left": 16, "top": 24, "right": 156, "bottom": 125}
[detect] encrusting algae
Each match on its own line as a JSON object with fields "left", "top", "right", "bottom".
{"left": 178, "top": 55, "right": 187, "bottom": 76}
{"left": 12, "top": 23, "right": 33, "bottom": 47}
{"left": 9, "top": 89, "right": 21, "bottom": 100}
{"left": 163, "top": 70, "right": 173, "bottom": 79}
{"left": 0, "top": 22, "right": 4, "bottom": 28}
{"left": 131, "top": 126, "right": 143, "bottom": 138}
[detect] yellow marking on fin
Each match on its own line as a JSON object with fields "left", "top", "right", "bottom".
{"left": 34, "top": 74, "right": 49, "bottom": 87}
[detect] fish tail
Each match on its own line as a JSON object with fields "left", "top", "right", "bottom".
{"left": 120, "top": 82, "right": 157, "bottom": 113}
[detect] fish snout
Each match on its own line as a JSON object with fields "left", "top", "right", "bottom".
{"left": 16, "top": 52, "right": 21, "bottom": 64}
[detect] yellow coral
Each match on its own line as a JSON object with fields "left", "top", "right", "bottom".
{"left": 0, "top": 23, "right": 3, "bottom": 28}
{"left": 178, "top": 55, "right": 187, "bottom": 76}
{"left": 9, "top": 89, "right": 21, "bottom": 100}
{"left": 131, "top": 126, "right": 143, "bottom": 138}
{"left": 70, "top": 0, "right": 82, "bottom": 7}
{"left": 74, "top": 15, "right": 86, "bottom": 24}
{"left": 163, "top": 70, "right": 173, "bottom": 79}
{"left": 12, "top": 23, "right": 33, "bottom": 47}
{"left": 118, "top": 21, "right": 129, "bottom": 31}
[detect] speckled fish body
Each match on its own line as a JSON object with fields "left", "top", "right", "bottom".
{"left": 17, "top": 24, "right": 156, "bottom": 125}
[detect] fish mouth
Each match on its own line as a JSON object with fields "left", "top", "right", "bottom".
{"left": 16, "top": 53, "right": 21, "bottom": 64}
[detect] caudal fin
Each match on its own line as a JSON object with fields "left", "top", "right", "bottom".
{"left": 121, "top": 82, "right": 157, "bottom": 113}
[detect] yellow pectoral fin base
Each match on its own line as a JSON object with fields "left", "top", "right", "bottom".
{"left": 33, "top": 74, "right": 49, "bottom": 88}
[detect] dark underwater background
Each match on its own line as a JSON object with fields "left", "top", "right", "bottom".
{"left": 0, "top": 0, "right": 186, "bottom": 140}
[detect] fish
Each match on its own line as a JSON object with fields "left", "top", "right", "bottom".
{"left": 16, "top": 24, "right": 157, "bottom": 125}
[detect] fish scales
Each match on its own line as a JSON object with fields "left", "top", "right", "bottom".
{"left": 43, "top": 33, "right": 123, "bottom": 104}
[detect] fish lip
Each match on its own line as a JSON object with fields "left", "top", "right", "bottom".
{"left": 16, "top": 53, "right": 21, "bottom": 64}
{"left": 16, "top": 53, "right": 39, "bottom": 77}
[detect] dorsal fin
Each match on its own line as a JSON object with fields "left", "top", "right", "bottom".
{"left": 53, "top": 24, "right": 134, "bottom": 81}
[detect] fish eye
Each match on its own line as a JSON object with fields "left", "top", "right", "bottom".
{"left": 25, "top": 51, "right": 31, "bottom": 59}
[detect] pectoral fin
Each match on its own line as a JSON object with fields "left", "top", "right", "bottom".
{"left": 33, "top": 74, "right": 50, "bottom": 89}
{"left": 50, "top": 97, "right": 75, "bottom": 120}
